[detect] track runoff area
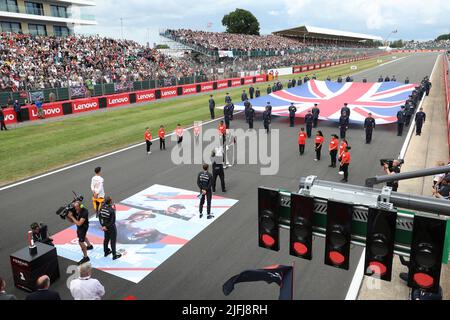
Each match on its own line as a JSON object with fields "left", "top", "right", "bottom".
{"left": 0, "top": 53, "right": 439, "bottom": 300}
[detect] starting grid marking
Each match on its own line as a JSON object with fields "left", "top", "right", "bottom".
{"left": 53, "top": 184, "right": 238, "bottom": 283}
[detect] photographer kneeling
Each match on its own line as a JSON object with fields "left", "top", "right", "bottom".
{"left": 31, "top": 222, "right": 54, "bottom": 246}
{"left": 67, "top": 201, "right": 93, "bottom": 265}
{"left": 384, "top": 160, "right": 402, "bottom": 192}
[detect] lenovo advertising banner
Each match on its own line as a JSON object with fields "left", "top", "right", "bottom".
{"left": 217, "top": 79, "right": 229, "bottom": 90}
{"left": 243, "top": 76, "right": 254, "bottom": 85}
{"left": 200, "top": 82, "right": 214, "bottom": 92}
{"left": 160, "top": 86, "right": 178, "bottom": 99}
{"left": 181, "top": 84, "right": 197, "bottom": 96}
{"left": 3, "top": 108, "right": 17, "bottom": 124}
{"left": 107, "top": 93, "right": 130, "bottom": 108}
{"left": 136, "top": 89, "right": 156, "bottom": 103}
{"left": 230, "top": 78, "right": 242, "bottom": 87}
{"left": 28, "top": 103, "right": 64, "bottom": 120}
{"left": 293, "top": 66, "right": 301, "bottom": 74}
{"left": 255, "top": 75, "right": 266, "bottom": 83}
{"left": 72, "top": 98, "right": 100, "bottom": 114}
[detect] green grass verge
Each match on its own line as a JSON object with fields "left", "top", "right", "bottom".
{"left": 0, "top": 54, "right": 404, "bottom": 185}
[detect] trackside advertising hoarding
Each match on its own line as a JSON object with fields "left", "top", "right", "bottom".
{"left": 72, "top": 98, "right": 99, "bottom": 114}
{"left": 181, "top": 84, "right": 197, "bottom": 95}
{"left": 28, "top": 103, "right": 64, "bottom": 120}
{"left": 136, "top": 89, "right": 156, "bottom": 103}
{"left": 3, "top": 108, "right": 17, "bottom": 124}
{"left": 107, "top": 93, "right": 130, "bottom": 108}
{"left": 160, "top": 86, "right": 178, "bottom": 99}
{"left": 200, "top": 82, "right": 214, "bottom": 92}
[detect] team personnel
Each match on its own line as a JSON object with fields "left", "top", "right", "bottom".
{"left": 341, "top": 103, "right": 350, "bottom": 118}
{"left": 209, "top": 95, "right": 215, "bottom": 119}
{"left": 176, "top": 124, "right": 184, "bottom": 144}
{"left": 339, "top": 112, "right": 349, "bottom": 139}
{"left": 298, "top": 128, "right": 307, "bottom": 155}
{"left": 225, "top": 93, "right": 232, "bottom": 104}
{"left": 255, "top": 88, "right": 261, "bottom": 98}
{"left": 249, "top": 86, "right": 255, "bottom": 99}
{"left": 405, "top": 104, "right": 414, "bottom": 127}
{"left": 91, "top": 167, "right": 105, "bottom": 216}
{"left": 197, "top": 164, "right": 214, "bottom": 219}
{"left": 0, "top": 108, "right": 7, "bottom": 131}
{"left": 229, "top": 101, "right": 235, "bottom": 120}
{"left": 244, "top": 99, "right": 251, "bottom": 123}
{"left": 218, "top": 121, "right": 226, "bottom": 145}
{"left": 194, "top": 123, "right": 201, "bottom": 144}
{"left": 364, "top": 113, "right": 376, "bottom": 144}
{"left": 144, "top": 127, "right": 152, "bottom": 154}
{"left": 337, "top": 75, "right": 343, "bottom": 83}
{"left": 68, "top": 201, "right": 93, "bottom": 265}
{"left": 266, "top": 102, "right": 272, "bottom": 116}
{"left": 241, "top": 90, "right": 248, "bottom": 102}
{"left": 211, "top": 148, "right": 226, "bottom": 193}
{"left": 338, "top": 139, "right": 348, "bottom": 161}
{"left": 98, "top": 196, "right": 122, "bottom": 260}
{"left": 314, "top": 131, "right": 324, "bottom": 161}
{"left": 378, "top": 76, "right": 384, "bottom": 83}
{"left": 158, "top": 125, "right": 166, "bottom": 150}
{"left": 424, "top": 78, "right": 432, "bottom": 96}
{"left": 13, "top": 100, "right": 21, "bottom": 122}
{"left": 288, "top": 103, "right": 297, "bottom": 127}
{"left": 405, "top": 77, "right": 410, "bottom": 84}
{"left": 397, "top": 106, "right": 406, "bottom": 136}
{"left": 305, "top": 110, "right": 314, "bottom": 138}
{"left": 224, "top": 103, "right": 232, "bottom": 129}
{"left": 339, "top": 146, "right": 351, "bottom": 183}
{"left": 263, "top": 107, "right": 271, "bottom": 133}
{"left": 248, "top": 105, "right": 255, "bottom": 129}
{"left": 312, "top": 104, "right": 320, "bottom": 128}
{"left": 329, "top": 134, "right": 339, "bottom": 168}
{"left": 267, "top": 85, "right": 272, "bottom": 94}
{"left": 415, "top": 108, "right": 426, "bottom": 136}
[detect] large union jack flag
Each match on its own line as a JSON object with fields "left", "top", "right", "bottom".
{"left": 234, "top": 80, "right": 416, "bottom": 124}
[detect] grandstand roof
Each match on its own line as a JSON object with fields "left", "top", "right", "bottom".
{"left": 273, "top": 25, "right": 383, "bottom": 42}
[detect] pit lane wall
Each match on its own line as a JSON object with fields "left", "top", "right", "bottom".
{"left": 3, "top": 55, "right": 380, "bottom": 125}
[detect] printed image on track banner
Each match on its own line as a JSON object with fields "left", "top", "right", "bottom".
{"left": 28, "top": 103, "right": 64, "bottom": 120}
{"left": 160, "top": 87, "right": 178, "bottom": 99}
{"left": 136, "top": 89, "right": 156, "bottom": 103}
{"left": 52, "top": 184, "right": 238, "bottom": 283}
{"left": 182, "top": 84, "right": 197, "bottom": 96}
{"left": 200, "top": 82, "right": 214, "bottom": 92}
{"left": 231, "top": 78, "right": 242, "bottom": 87}
{"left": 107, "top": 93, "right": 130, "bottom": 108}
{"left": 217, "top": 80, "right": 229, "bottom": 90}
{"left": 72, "top": 98, "right": 99, "bottom": 114}
{"left": 3, "top": 108, "right": 17, "bottom": 124}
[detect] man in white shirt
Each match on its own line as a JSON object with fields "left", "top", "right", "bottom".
{"left": 91, "top": 167, "right": 105, "bottom": 217}
{"left": 70, "top": 263, "right": 105, "bottom": 300}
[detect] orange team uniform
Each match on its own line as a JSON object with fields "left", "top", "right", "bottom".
{"left": 329, "top": 137, "right": 339, "bottom": 151}
{"left": 158, "top": 128, "right": 165, "bottom": 139}
{"left": 145, "top": 131, "right": 151, "bottom": 141}
{"left": 176, "top": 127, "right": 184, "bottom": 144}
{"left": 315, "top": 136, "right": 324, "bottom": 145}
{"left": 341, "top": 151, "right": 351, "bottom": 164}
{"left": 339, "top": 141, "right": 347, "bottom": 158}
{"left": 298, "top": 132, "right": 307, "bottom": 145}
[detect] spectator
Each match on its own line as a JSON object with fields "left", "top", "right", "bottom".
{"left": 70, "top": 263, "right": 105, "bottom": 300}
{"left": 0, "top": 276, "right": 16, "bottom": 300}
{"left": 25, "top": 275, "right": 61, "bottom": 300}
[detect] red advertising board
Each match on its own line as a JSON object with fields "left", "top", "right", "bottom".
{"left": 3, "top": 108, "right": 17, "bottom": 124}
{"left": 216, "top": 80, "right": 229, "bottom": 90}
{"left": 160, "top": 86, "right": 178, "bottom": 99}
{"left": 181, "top": 84, "right": 197, "bottom": 96}
{"left": 28, "top": 103, "right": 64, "bottom": 120}
{"left": 315, "top": 64, "right": 320, "bottom": 69}
{"left": 136, "top": 89, "right": 156, "bottom": 103}
{"left": 293, "top": 66, "right": 301, "bottom": 74}
{"left": 321, "top": 63, "right": 326, "bottom": 68}
{"left": 230, "top": 78, "right": 242, "bottom": 87}
{"left": 200, "top": 82, "right": 214, "bottom": 92}
{"left": 243, "top": 76, "right": 254, "bottom": 85}
{"left": 107, "top": 93, "right": 130, "bottom": 108}
{"left": 255, "top": 75, "right": 266, "bottom": 82}
{"left": 72, "top": 97, "right": 99, "bottom": 114}
{"left": 302, "top": 66, "right": 308, "bottom": 71}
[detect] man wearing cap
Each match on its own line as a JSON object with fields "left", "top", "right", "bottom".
{"left": 415, "top": 108, "right": 426, "bottom": 136}
{"left": 341, "top": 103, "right": 351, "bottom": 119}
{"left": 364, "top": 113, "right": 376, "bottom": 144}
{"left": 397, "top": 106, "right": 406, "bottom": 136}
{"left": 288, "top": 103, "right": 297, "bottom": 127}
{"left": 305, "top": 110, "right": 314, "bottom": 138}
{"left": 311, "top": 104, "right": 320, "bottom": 128}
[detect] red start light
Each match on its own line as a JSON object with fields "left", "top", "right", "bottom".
{"left": 368, "top": 261, "right": 387, "bottom": 276}
{"left": 329, "top": 251, "right": 345, "bottom": 265}
{"left": 413, "top": 273, "right": 434, "bottom": 289}
{"left": 261, "top": 234, "right": 275, "bottom": 247}
{"left": 293, "top": 242, "right": 308, "bottom": 256}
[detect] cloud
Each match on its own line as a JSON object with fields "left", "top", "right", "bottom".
{"left": 268, "top": 10, "right": 280, "bottom": 16}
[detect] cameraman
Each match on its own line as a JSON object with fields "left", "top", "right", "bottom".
{"left": 384, "top": 160, "right": 402, "bottom": 192}
{"left": 67, "top": 201, "right": 93, "bottom": 265}
{"left": 98, "top": 196, "right": 121, "bottom": 260}
{"left": 31, "top": 222, "right": 54, "bottom": 246}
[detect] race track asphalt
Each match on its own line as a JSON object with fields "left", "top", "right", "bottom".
{"left": 0, "top": 53, "right": 439, "bottom": 300}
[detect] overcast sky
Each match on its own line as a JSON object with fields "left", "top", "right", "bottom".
{"left": 75, "top": 0, "right": 450, "bottom": 45}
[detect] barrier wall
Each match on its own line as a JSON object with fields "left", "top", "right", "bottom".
{"left": 3, "top": 54, "right": 383, "bottom": 125}
{"left": 444, "top": 55, "right": 450, "bottom": 158}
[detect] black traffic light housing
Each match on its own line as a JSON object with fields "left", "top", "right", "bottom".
{"left": 325, "top": 201, "right": 353, "bottom": 270}
{"left": 258, "top": 187, "right": 280, "bottom": 251}
{"left": 364, "top": 208, "right": 397, "bottom": 281}
{"left": 290, "top": 193, "right": 315, "bottom": 260}
{"left": 408, "top": 215, "right": 447, "bottom": 293}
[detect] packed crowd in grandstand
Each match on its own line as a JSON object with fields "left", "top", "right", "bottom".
{"left": 402, "top": 39, "right": 450, "bottom": 50}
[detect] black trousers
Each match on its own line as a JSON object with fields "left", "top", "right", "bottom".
{"left": 0, "top": 120, "right": 6, "bottom": 130}
{"left": 160, "top": 138, "right": 166, "bottom": 150}
{"left": 306, "top": 124, "right": 312, "bottom": 138}
{"left": 177, "top": 136, "right": 183, "bottom": 144}
{"left": 103, "top": 226, "right": 117, "bottom": 256}
{"left": 225, "top": 117, "right": 230, "bottom": 129}
{"left": 426, "top": 88, "right": 430, "bottom": 96}
{"left": 366, "top": 128, "right": 373, "bottom": 143}
{"left": 405, "top": 115, "right": 412, "bottom": 127}
{"left": 299, "top": 144, "right": 305, "bottom": 155}
{"left": 397, "top": 123, "right": 404, "bottom": 136}
{"left": 330, "top": 150, "right": 338, "bottom": 166}
{"left": 199, "top": 191, "right": 212, "bottom": 215}
{"left": 341, "top": 164, "right": 349, "bottom": 181}
{"left": 146, "top": 140, "right": 152, "bottom": 152}
{"left": 290, "top": 116, "right": 295, "bottom": 127}
{"left": 416, "top": 121, "right": 423, "bottom": 135}
{"left": 210, "top": 107, "right": 215, "bottom": 119}
{"left": 315, "top": 144, "right": 322, "bottom": 160}
{"left": 212, "top": 166, "right": 225, "bottom": 192}
{"left": 264, "top": 121, "right": 270, "bottom": 133}
{"left": 249, "top": 118, "right": 254, "bottom": 129}
{"left": 313, "top": 117, "right": 319, "bottom": 128}
{"left": 15, "top": 110, "right": 22, "bottom": 122}
{"left": 340, "top": 127, "right": 347, "bottom": 139}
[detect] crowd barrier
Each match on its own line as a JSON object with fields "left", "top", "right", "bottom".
{"left": 2, "top": 54, "right": 384, "bottom": 125}
{"left": 444, "top": 54, "right": 450, "bottom": 158}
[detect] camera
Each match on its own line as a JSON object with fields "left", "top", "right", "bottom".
{"left": 380, "top": 159, "right": 404, "bottom": 170}
{"left": 56, "top": 191, "right": 84, "bottom": 220}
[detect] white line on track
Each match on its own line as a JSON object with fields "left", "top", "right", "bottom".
{"left": 344, "top": 53, "right": 440, "bottom": 301}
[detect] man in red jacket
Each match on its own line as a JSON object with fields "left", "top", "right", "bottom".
{"left": 158, "top": 125, "right": 166, "bottom": 150}
{"left": 144, "top": 127, "right": 152, "bottom": 155}
{"left": 298, "top": 128, "right": 307, "bottom": 155}
{"left": 339, "top": 146, "right": 351, "bottom": 183}
{"left": 328, "top": 134, "right": 339, "bottom": 168}
{"left": 218, "top": 121, "right": 226, "bottom": 146}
